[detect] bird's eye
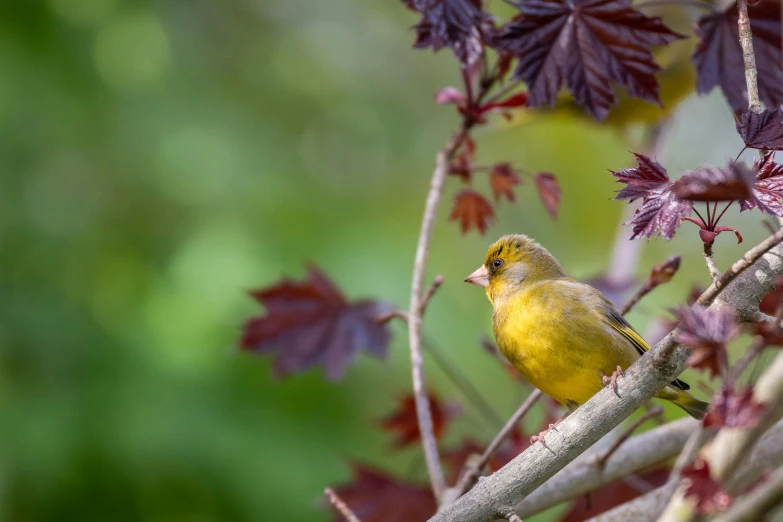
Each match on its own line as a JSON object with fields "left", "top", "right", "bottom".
{"left": 492, "top": 258, "right": 504, "bottom": 269}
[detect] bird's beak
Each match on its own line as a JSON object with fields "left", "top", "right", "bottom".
{"left": 464, "top": 265, "right": 489, "bottom": 287}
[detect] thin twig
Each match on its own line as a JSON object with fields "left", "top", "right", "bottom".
{"left": 408, "top": 128, "right": 467, "bottom": 501}
{"left": 419, "top": 275, "right": 445, "bottom": 314}
{"left": 620, "top": 256, "right": 681, "bottom": 316}
{"left": 324, "top": 488, "right": 362, "bottom": 522}
{"left": 737, "top": 0, "right": 763, "bottom": 113}
{"left": 697, "top": 227, "right": 783, "bottom": 307}
{"left": 449, "top": 390, "right": 543, "bottom": 500}
{"left": 703, "top": 244, "right": 722, "bottom": 283}
{"left": 376, "top": 310, "right": 409, "bottom": 325}
{"left": 597, "top": 407, "right": 664, "bottom": 467}
{"left": 408, "top": 122, "right": 469, "bottom": 500}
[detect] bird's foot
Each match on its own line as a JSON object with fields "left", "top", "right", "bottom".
{"left": 529, "top": 411, "right": 570, "bottom": 451}
{"left": 602, "top": 365, "right": 624, "bottom": 398}
{"left": 529, "top": 425, "right": 556, "bottom": 451}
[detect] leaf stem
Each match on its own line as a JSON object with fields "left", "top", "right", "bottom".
{"left": 737, "top": 0, "right": 763, "bottom": 113}
{"left": 715, "top": 200, "right": 734, "bottom": 226}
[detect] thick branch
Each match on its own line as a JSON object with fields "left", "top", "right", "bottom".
{"left": 514, "top": 418, "right": 696, "bottom": 519}
{"left": 430, "top": 234, "right": 783, "bottom": 522}
{"left": 408, "top": 130, "right": 465, "bottom": 500}
{"left": 736, "top": 0, "right": 763, "bottom": 113}
{"left": 585, "top": 417, "right": 783, "bottom": 522}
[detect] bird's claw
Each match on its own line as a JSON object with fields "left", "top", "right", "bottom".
{"left": 603, "top": 365, "right": 624, "bottom": 398}
{"left": 530, "top": 431, "right": 552, "bottom": 452}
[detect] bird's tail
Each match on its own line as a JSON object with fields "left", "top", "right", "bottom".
{"left": 658, "top": 387, "right": 709, "bottom": 420}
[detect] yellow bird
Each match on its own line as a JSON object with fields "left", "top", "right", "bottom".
{"left": 465, "top": 234, "right": 708, "bottom": 443}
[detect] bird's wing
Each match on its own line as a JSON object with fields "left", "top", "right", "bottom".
{"left": 601, "top": 299, "right": 691, "bottom": 392}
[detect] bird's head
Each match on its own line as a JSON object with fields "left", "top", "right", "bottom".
{"left": 464, "top": 234, "right": 566, "bottom": 304}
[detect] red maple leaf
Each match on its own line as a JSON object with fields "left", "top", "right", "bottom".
{"left": 241, "top": 266, "right": 393, "bottom": 380}
{"left": 674, "top": 305, "right": 739, "bottom": 379}
{"left": 693, "top": 0, "right": 783, "bottom": 112}
{"left": 673, "top": 163, "right": 754, "bottom": 202}
{"left": 409, "top": 0, "right": 486, "bottom": 64}
{"left": 329, "top": 464, "right": 436, "bottom": 522}
{"left": 380, "top": 393, "right": 454, "bottom": 448}
{"left": 704, "top": 386, "right": 765, "bottom": 429}
{"left": 559, "top": 467, "right": 670, "bottom": 522}
{"left": 611, "top": 154, "right": 692, "bottom": 239}
{"left": 494, "top": 0, "right": 683, "bottom": 120}
{"left": 736, "top": 107, "right": 783, "bottom": 151}
{"left": 535, "top": 172, "right": 561, "bottom": 219}
{"left": 489, "top": 163, "right": 521, "bottom": 202}
{"left": 740, "top": 153, "right": 783, "bottom": 216}
{"left": 449, "top": 189, "right": 494, "bottom": 234}
{"left": 682, "top": 459, "right": 732, "bottom": 515}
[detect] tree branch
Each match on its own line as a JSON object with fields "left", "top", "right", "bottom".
{"left": 514, "top": 418, "right": 696, "bottom": 519}
{"left": 584, "top": 417, "right": 783, "bottom": 522}
{"left": 442, "top": 390, "right": 543, "bottom": 505}
{"left": 409, "top": 129, "right": 467, "bottom": 500}
{"left": 736, "top": 0, "right": 763, "bottom": 113}
{"left": 430, "top": 232, "right": 783, "bottom": 522}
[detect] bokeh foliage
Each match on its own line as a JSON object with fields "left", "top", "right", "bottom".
{"left": 0, "top": 0, "right": 769, "bottom": 520}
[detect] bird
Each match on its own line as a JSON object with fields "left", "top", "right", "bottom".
{"left": 464, "top": 234, "right": 708, "bottom": 445}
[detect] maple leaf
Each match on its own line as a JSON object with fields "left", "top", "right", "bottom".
{"left": 449, "top": 189, "right": 494, "bottom": 234}
{"left": 611, "top": 154, "right": 692, "bottom": 239}
{"left": 241, "top": 266, "right": 393, "bottom": 380}
{"left": 673, "top": 163, "right": 754, "bottom": 202}
{"left": 736, "top": 107, "right": 783, "bottom": 150}
{"left": 535, "top": 172, "right": 561, "bottom": 219}
{"left": 739, "top": 153, "right": 783, "bottom": 216}
{"left": 693, "top": 0, "right": 783, "bottom": 112}
{"left": 674, "top": 305, "right": 738, "bottom": 379}
{"left": 329, "top": 464, "right": 436, "bottom": 522}
{"left": 489, "top": 163, "right": 521, "bottom": 202}
{"left": 704, "top": 386, "right": 765, "bottom": 429}
{"left": 410, "top": 0, "right": 486, "bottom": 64}
{"left": 494, "top": 0, "right": 683, "bottom": 121}
{"left": 559, "top": 467, "right": 670, "bottom": 521}
{"left": 380, "top": 393, "right": 454, "bottom": 448}
{"left": 681, "top": 459, "right": 732, "bottom": 515}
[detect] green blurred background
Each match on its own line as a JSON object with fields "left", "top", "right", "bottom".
{"left": 0, "top": 1, "right": 772, "bottom": 521}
